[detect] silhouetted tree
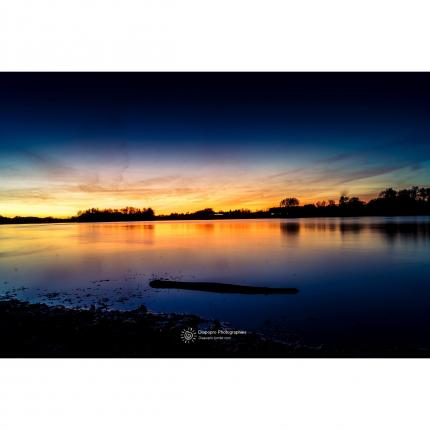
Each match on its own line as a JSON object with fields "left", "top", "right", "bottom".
{"left": 418, "top": 187, "right": 430, "bottom": 202}
{"left": 196, "top": 208, "right": 214, "bottom": 215}
{"left": 280, "top": 197, "right": 300, "bottom": 208}
{"left": 346, "top": 197, "right": 365, "bottom": 209}
{"left": 339, "top": 195, "right": 349, "bottom": 206}
{"left": 379, "top": 188, "right": 397, "bottom": 200}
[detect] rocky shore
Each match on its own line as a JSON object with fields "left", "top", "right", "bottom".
{"left": 0, "top": 299, "right": 318, "bottom": 358}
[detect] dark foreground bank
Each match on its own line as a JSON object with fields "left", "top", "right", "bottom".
{"left": 0, "top": 299, "right": 320, "bottom": 358}
{"left": 2, "top": 299, "right": 429, "bottom": 358}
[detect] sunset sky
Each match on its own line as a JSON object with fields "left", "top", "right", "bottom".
{"left": 1, "top": 73, "right": 430, "bottom": 217}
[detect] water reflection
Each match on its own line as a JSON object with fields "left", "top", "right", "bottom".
{"left": 371, "top": 221, "right": 430, "bottom": 242}
{"left": 1, "top": 217, "right": 430, "bottom": 350}
{"left": 280, "top": 218, "right": 430, "bottom": 243}
{"left": 280, "top": 222, "right": 300, "bottom": 236}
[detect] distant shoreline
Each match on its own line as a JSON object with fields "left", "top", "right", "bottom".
{"left": 2, "top": 185, "right": 430, "bottom": 225}
{"left": 2, "top": 212, "right": 430, "bottom": 226}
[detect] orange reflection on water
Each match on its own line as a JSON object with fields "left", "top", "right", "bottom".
{"left": 2, "top": 218, "right": 429, "bottom": 264}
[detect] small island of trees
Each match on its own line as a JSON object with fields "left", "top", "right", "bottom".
{"left": 73, "top": 207, "right": 155, "bottom": 222}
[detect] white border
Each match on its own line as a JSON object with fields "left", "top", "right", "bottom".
{"left": 0, "top": 359, "right": 428, "bottom": 430}
{"left": 1, "top": 1, "right": 430, "bottom": 429}
{"left": 1, "top": 0, "right": 430, "bottom": 71}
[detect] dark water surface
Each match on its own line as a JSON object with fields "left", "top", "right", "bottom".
{"left": 1, "top": 217, "right": 430, "bottom": 352}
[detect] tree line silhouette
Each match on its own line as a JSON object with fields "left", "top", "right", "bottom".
{"left": 272, "top": 186, "right": 430, "bottom": 217}
{"left": 1, "top": 186, "right": 430, "bottom": 224}
{"left": 72, "top": 207, "right": 155, "bottom": 222}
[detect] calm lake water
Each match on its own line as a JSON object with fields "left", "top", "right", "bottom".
{"left": 1, "top": 217, "right": 430, "bottom": 352}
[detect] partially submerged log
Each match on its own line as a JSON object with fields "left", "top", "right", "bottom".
{"left": 150, "top": 279, "right": 299, "bottom": 295}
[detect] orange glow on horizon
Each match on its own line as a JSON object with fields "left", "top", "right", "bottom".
{"left": 1, "top": 154, "right": 425, "bottom": 218}
{"left": 0, "top": 193, "right": 380, "bottom": 218}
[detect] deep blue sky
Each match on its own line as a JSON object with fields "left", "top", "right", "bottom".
{"left": 1, "top": 73, "right": 429, "bottom": 216}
